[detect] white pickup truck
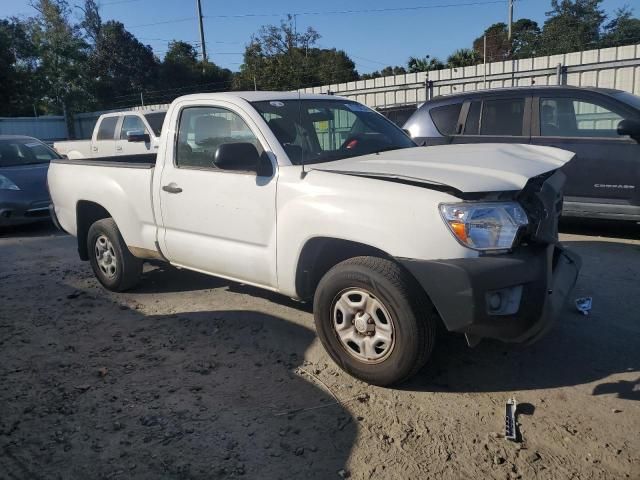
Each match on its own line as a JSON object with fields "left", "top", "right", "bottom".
{"left": 53, "top": 110, "right": 166, "bottom": 159}
{"left": 48, "top": 92, "right": 581, "bottom": 386}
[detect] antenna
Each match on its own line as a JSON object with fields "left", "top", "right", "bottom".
{"left": 298, "top": 90, "right": 307, "bottom": 178}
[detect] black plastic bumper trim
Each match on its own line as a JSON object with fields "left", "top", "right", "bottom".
{"left": 399, "top": 244, "right": 581, "bottom": 344}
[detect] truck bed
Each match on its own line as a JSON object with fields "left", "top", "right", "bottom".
{"left": 48, "top": 154, "right": 159, "bottom": 254}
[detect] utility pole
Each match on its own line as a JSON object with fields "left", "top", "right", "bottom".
{"left": 508, "top": 0, "right": 514, "bottom": 41}
{"left": 483, "top": 35, "right": 487, "bottom": 89}
{"left": 196, "top": 0, "right": 207, "bottom": 73}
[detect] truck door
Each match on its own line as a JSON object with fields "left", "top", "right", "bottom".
{"left": 115, "top": 114, "right": 154, "bottom": 156}
{"left": 531, "top": 92, "right": 639, "bottom": 217}
{"left": 92, "top": 115, "right": 118, "bottom": 158}
{"left": 157, "top": 102, "right": 278, "bottom": 288}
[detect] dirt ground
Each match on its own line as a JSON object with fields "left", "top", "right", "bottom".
{"left": 0, "top": 220, "right": 638, "bottom": 480}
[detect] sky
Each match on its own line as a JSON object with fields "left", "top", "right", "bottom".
{"left": 0, "top": 0, "right": 634, "bottom": 74}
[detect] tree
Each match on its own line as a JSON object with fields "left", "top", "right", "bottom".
{"left": 156, "top": 40, "right": 233, "bottom": 101}
{"left": 234, "top": 16, "right": 357, "bottom": 91}
{"left": 511, "top": 19, "right": 541, "bottom": 58}
{"left": 472, "top": 19, "right": 540, "bottom": 62}
{"left": 29, "top": 0, "right": 91, "bottom": 124}
{"left": 539, "top": 0, "right": 606, "bottom": 54}
{"left": 446, "top": 48, "right": 481, "bottom": 68}
{"left": 0, "top": 18, "right": 43, "bottom": 116}
{"left": 473, "top": 23, "right": 510, "bottom": 63}
{"left": 359, "top": 65, "right": 406, "bottom": 80}
{"left": 159, "top": 40, "right": 200, "bottom": 90}
{"left": 79, "top": 0, "right": 101, "bottom": 45}
{"left": 88, "top": 20, "right": 159, "bottom": 108}
{"left": 406, "top": 55, "right": 444, "bottom": 73}
{"left": 600, "top": 6, "right": 640, "bottom": 48}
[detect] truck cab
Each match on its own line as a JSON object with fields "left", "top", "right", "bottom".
{"left": 53, "top": 110, "right": 166, "bottom": 159}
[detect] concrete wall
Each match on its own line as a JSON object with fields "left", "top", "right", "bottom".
{"left": 0, "top": 116, "right": 68, "bottom": 141}
{"left": 300, "top": 44, "right": 640, "bottom": 110}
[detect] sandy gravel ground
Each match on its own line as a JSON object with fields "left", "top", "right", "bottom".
{"left": 0, "top": 220, "right": 638, "bottom": 480}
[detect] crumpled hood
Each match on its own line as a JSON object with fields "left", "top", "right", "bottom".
{"left": 310, "top": 143, "right": 575, "bottom": 193}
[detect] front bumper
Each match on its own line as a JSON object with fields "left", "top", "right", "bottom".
{"left": 0, "top": 198, "right": 51, "bottom": 226}
{"left": 400, "top": 244, "right": 581, "bottom": 344}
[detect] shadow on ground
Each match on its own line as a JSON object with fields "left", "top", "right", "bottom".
{"left": 560, "top": 217, "right": 639, "bottom": 240}
{"left": 0, "top": 220, "right": 62, "bottom": 239}
{"left": 0, "top": 305, "right": 358, "bottom": 479}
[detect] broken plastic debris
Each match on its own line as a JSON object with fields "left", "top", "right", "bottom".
{"left": 505, "top": 397, "right": 518, "bottom": 442}
{"left": 575, "top": 297, "right": 592, "bottom": 315}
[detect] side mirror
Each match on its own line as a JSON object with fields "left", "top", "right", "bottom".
{"left": 214, "top": 143, "right": 260, "bottom": 172}
{"left": 402, "top": 128, "right": 412, "bottom": 137}
{"left": 126, "top": 130, "right": 150, "bottom": 143}
{"left": 617, "top": 119, "right": 640, "bottom": 142}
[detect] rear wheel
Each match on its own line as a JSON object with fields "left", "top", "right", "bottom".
{"left": 87, "top": 218, "right": 142, "bottom": 292}
{"left": 313, "top": 256, "right": 436, "bottom": 386}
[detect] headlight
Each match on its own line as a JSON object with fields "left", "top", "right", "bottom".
{"left": 0, "top": 174, "right": 20, "bottom": 191}
{"left": 440, "top": 202, "right": 528, "bottom": 251}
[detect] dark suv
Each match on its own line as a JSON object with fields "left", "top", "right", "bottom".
{"left": 403, "top": 86, "right": 640, "bottom": 221}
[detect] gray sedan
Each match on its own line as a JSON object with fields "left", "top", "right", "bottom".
{"left": 0, "top": 135, "right": 60, "bottom": 226}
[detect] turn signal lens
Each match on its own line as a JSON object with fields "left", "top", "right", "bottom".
{"left": 450, "top": 221, "right": 468, "bottom": 243}
{"left": 440, "top": 202, "right": 528, "bottom": 251}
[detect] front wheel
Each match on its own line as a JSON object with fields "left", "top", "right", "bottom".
{"left": 313, "top": 256, "right": 437, "bottom": 386}
{"left": 87, "top": 218, "right": 142, "bottom": 292}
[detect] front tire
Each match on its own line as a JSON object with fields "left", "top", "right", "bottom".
{"left": 87, "top": 218, "right": 142, "bottom": 292}
{"left": 313, "top": 256, "right": 436, "bottom": 386}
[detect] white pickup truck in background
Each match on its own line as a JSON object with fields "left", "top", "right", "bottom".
{"left": 53, "top": 110, "right": 166, "bottom": 159}
{"left": 48, "top": 92, "right": 581, "bottom": 386}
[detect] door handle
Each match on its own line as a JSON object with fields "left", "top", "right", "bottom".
{"left": 92, "top": 146, "right": 98, "bottom": 151}
{"left": 116, "top": 146, "right": 123, "bottom": 151}
{"left": 162, "top": 183, "right": 183, "bottom": 194}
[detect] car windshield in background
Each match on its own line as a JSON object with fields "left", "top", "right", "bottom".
{"left": 143, "top": 111, "right": 167, "bottom": 136}
{"left": 251, "top": 100, "right": 415, "bottom": 164}
{"left": 613, "top": 91, "right": 640, "bottom": 111}
{"left": 0, "top": 139, "right": 59, "bottom": 167}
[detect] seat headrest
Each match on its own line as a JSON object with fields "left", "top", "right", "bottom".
{"left": 194, "top": 115, "right": 230, "bottom": 144}
{"left": 268, "top": 117, "right": 297, "bottom": 144}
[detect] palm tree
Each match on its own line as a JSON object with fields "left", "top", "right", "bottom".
{"left": 446, "top": 48, "right": 481, "bottom": 68}
{"left": 407, "top": 55, "right": 445, "bottom": 73}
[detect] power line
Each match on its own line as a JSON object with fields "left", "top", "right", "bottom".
{"left": 101, "top": 0, "right": 145, "bottom": 5}
{"left": 203, "top": 0, "right": 508, "bottom": 19}
{"left": 128, "top": 0, "right": 512, "bottom": 28}
{"left": 129, "top": 17, "right": 196, "bottom": 28}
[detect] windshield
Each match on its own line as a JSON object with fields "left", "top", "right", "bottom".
{"left": 0, "top": 138, "right": 60, "bottom": 167}
{"left": 251, "top": 99, "right": 415, "bottom": 164}
{"left": 143, "top": 111, "right": 167, "bottom": 136}
{"left": 613, "top": 91, "right": 640, "bottom": 112}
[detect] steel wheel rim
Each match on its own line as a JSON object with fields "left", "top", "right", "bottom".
{"left": 95, "top": 235, "right": 118, "bottom": 279}
{"left": 331, "top": 288, "right": 396, "bottom": 364}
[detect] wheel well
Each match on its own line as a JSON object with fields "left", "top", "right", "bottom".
{"left": 76, "top": 201, "right": 112, "bottom": 260}
{"left": 295, "top": 237, "right": 391, "bottom": 300}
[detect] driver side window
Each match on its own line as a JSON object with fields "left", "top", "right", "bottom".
{"left": 176, "top": 106, "right": 260, "bottom": 169}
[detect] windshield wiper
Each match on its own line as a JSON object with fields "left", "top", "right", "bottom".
{"left": 371, "top": 146, "right": 406, "bottom": 155}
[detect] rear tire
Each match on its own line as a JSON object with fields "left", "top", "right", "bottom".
{"left": 313, "top": 256, "right": 436, "bottom": 386}
{"left": 87, "top": 218, "right": 142, "bottom": 292}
